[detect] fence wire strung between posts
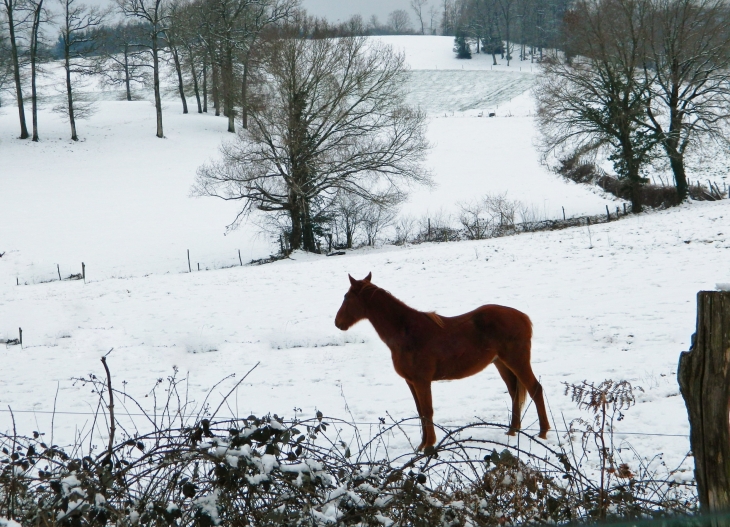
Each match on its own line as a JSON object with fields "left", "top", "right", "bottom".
{"left": 11, "top": 177, "right": 730, "bottom": 286}
{"left": 0, "top": 363, "right": 697, "bottom": 526}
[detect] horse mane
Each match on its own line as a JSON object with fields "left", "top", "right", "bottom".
{"left": 361, "top": 283, "right": 445, "bottom": 328}
{"left": 425, "top": 311, "right": 445, "bottom": 328}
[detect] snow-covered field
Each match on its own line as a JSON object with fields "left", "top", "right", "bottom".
{"left": 1, "top": 36, "right": 728, "bottom": 473}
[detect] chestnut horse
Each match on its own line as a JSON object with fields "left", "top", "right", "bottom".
{"left": 334, "top": 273, "right": 550, "bottom": 450}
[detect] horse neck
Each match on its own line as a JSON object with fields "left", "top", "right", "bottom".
{"left": 362, "top": 287, "right": 423, "bottom": 347}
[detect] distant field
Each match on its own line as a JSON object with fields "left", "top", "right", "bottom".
{"left": 406, "top": 70, "right": 535, "bottom": 114}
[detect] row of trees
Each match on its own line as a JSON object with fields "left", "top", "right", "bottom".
{"left": 0, "top": 0, "right": 447, "bottom": 144}
{"left": 1, "top": 0, "right": 51, "bottom": 140}
{"left": 0, "top": 0, "right": 299, "bottom": 141}
{"left": 535, "top": 0, "right": 730, "bottom": 210}
{"left": 443, "top": 0, "right": 569, "bottom": 64}
{"left": 1, "top": 0, "right": 432, "bottom": 254}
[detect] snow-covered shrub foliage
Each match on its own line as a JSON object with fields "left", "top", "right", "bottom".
{"left": 0, "top": 369, "right": 697, "bottom": 526}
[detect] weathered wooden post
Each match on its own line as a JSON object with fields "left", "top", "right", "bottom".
{"left": 678, "top": 290, "right": 730, "bottom": 517}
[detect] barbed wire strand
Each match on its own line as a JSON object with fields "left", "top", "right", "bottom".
{"left": 0, "top": 408, "right": 689, "bottom": 437}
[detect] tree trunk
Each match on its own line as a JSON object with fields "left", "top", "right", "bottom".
{"left": 628, "top": 178, "right": 642, "bottom": 213}
{"left": 302, "top": 198, "right": 316, "bottom": 252}
{"left": 241, "top": 61, "right": 247, "bottom": 129}
{"left": 30, "top": 0, "right": 43, "bottom": 142}
{"left": 504, "top": 26, "right": 510, "bottom": 65}
{"left": 4, "top": 0, "right": 29, "bottom": 139}
{"left": 678, "top": 291, "right": 730, "bottom": 518}
{"left": 202, "top": 59, "right": 207, "bottom": 113}
{"left": 668, "top": 149, "right": 687, "bottom": 202}
{"left": 64, "top": 46, "right": 77, "bottom": 141}
{"left": 124, "top": 46, "right": 132, "bottom": 101}
{"left": 345, "top": 225, "right": 353, "bottom": 249}
{"left": 620, "top": 131, "right": 643, "bottom": 213}
{"left": 288, "top": 200, "right": 302, "bottom": 251}
{"left": 171, "top": 45, "right": 188, "bottom": 114}
{"left": 152, "top": 31, "right": 163, "bottom": 138}
{"left": 665, "top": 105, "right": 688, "bottom": 202}
{"left": 224, "top": 47, "right": 235, "bottom": 133}
{"left": 211, "top": 59, "right": 220, "bottom": 116}
{"left": 190, "top": 57, "right": 202, "bottom": 113}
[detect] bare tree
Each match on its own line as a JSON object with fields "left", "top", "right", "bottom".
{"left": 164, "top": 0, "right": 188, "bottom": 114}
{"left": 496, "top": 0, "right": 514, "bottom": 63}
{"left": 329, "top": 193, "right": 397, "bottom": 249}
{"left": 195, "top": 0, "right": 295, "bottom": 133}
{"left": 535, "top": 0, "right": 656, "bottom": 212}
{"left": 173, "top": 0, "right": 205, "bottom": 112}
{"left": 0, "top": 22, "right": 14, "bottom": 106}
{"left": 410, "top": 0, "right": 428, "bottom": 34}
{"left": 332, "top": 193, "right": 365, "bottom": 249}
{"left": 57, "top": 0, "right": 105, "bottom": 140}
{"left": 2, "top": 0, "right": 30, "bottom": 137}
{"left": 118, "top": 0, "right": 168, "bottom": 137}
{"left": 95, "top": 21, "right": 151, "bottom": 101}
{"left": 428, "top": 5, "right": 440, "bottom": 33}
{"left": 194, "top": 35, "right": 431, "bottom": 252}
{"left": 22, "top": 0, "right": 51, "bottom": 141}
{"left": 643, "top": 0, "right": 730, "bottom": 200}
{"left": 388, "top": 9, "right": 412, "bottom": 33}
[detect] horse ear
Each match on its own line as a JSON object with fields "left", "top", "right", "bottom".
{"left": 348, "top": 274, "right": 356, "bottom": 286}
{"left": 364, "top": 272, "right": 372, "bottom": 282}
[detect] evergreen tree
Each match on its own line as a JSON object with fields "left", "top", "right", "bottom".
{"left": 454, "top": 29, "right": 472, "bottom": 58}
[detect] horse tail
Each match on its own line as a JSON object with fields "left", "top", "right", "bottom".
{"left": 516, "top": 380, "right": 528, "bottom": 415}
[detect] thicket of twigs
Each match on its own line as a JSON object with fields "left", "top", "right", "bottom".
{"left": 0, "top": 361, "right": 696, "bottom": 526}
{"left": 557, "top": 157, "right": 728, "bottom": 209}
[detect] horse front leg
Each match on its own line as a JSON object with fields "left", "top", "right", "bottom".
{"left": 406, "top": 381, "right": 426, "bottom": 450}
{"left": 410, "top": 381, "right": 436, "bottom": 450}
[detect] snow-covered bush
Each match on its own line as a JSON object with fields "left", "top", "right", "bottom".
{"left": 0, "top": 369, "right": 697, "bottom": 526}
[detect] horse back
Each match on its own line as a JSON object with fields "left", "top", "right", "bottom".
{"left": 448, "top": 304, "right": 532, "bottom": 344}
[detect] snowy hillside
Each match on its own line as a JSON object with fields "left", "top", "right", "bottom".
{"left": 0, "top": 36, "right": 617, "bottom": 282}
{"left": 1, "top": 36, "right": 728, "bottom": 473}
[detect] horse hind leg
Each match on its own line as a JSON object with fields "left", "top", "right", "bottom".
{"left": 494, "top": 359, "right": 524, "bottom": 435}
{"left": 499, "top": 356, "right": 550, "bottom": 439}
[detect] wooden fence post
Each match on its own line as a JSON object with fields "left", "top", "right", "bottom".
{"left": 678, "top": 291, "right": 730, "bottom": 515}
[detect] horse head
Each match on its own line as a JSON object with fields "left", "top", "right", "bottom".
{"left": 334, "top": 272, "right": 372, "bottom": 330}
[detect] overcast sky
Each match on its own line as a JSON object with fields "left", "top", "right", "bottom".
{"left": 301, "top": 0, "right": 413, "bottom": 23}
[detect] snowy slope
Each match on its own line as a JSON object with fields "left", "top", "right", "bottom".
{"left": 1, "top": 201, "right": 728, "bottom": 466}
{"left": 1, "top": 36, "right": 728, "bottom": 472}
{"left": 0, "top": 37, "right": 617, "bottom": 282}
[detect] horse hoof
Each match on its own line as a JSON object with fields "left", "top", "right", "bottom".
{"left": 506, "top": 429, "right": 517, "bottom": 436}
{"left": 538, "top": 430, "right": 549, "bottom": 440}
